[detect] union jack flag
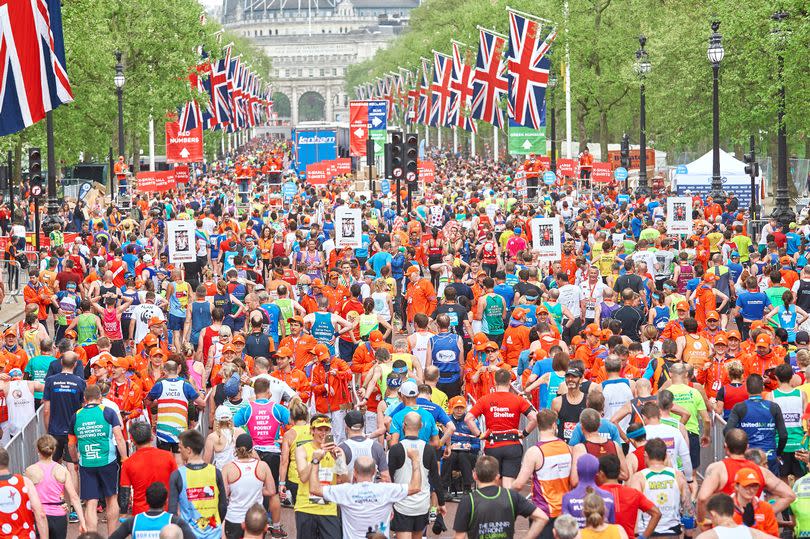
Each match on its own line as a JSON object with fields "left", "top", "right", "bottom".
{"left": 228, "top": 57, "right": 244, "bottom": 130}
{"left": 448, "top": 42, "right": 477, "bottom": 133}
{"left": 506, "top": 11, "right": 556, "bottom": 129}
{"left": 416, "top": 58, "right": 431, "bottom": 125}
{"left": 471, "top": 28, "right": 508, "bottom": 128}
{"left": 0, "top": 0, "right": 74, "bottom": 136}
{"left": 429, "top": 51, "right": 452, "bottom": 127}
{"left": 210, "top": 54, "right": 232, "bottom": 128}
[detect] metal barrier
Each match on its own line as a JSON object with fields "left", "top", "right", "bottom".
{"left": 5, "top": 405, "right": 47, "bottom": 474}
{"left": 698, "top": 413, "right": 728, "bottom": 479}
{"left": 1, "top": 252, "right": 41, "bottom": 304}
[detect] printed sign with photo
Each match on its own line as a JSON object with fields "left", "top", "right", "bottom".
{"left": 166, "top": 220, "right": 196, "bottom": 264}
{"left": 666, "top": 197, "right": 693, "bottom": 235}
{"left": 335, "top": 206, "right": 362, "bottom": 249}
{"left": 531, "top": 217, "right": 562, "bottom": 263}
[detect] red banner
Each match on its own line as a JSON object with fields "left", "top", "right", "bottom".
{"left": 591, "top": 162, "right": 612, "bottom": 182}
{"left": 165, "top": 122, "right": 203, "bottom": 163}
{"left": 557, "top": 158, "right": 577, "bottom": 177}
{"left": 606, "top": 148, "right": 655, "bottom": 171}
{"left": 538, "top": 155, "right": 550, "bottom": 169}
{"left": 335, "top": 158, "right": 352, "bottom": 175}
{"left": 306, "top": 163, "right": 328, "bottom": 184}
{"left": 173, "top": 165, "right": 190, "bottom": 183}
{"left": 349, "top": 101, "right": 368, "bottom": 157}
{"left": 136, "top": 170, "right": 176, "bottom": 192}
{"left": 418, "top": 160, "right": 435, "bottom": 183}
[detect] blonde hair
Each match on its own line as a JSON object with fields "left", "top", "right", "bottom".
{"left": 37, "top": 434, "right": 57, "bottom": 458}
{"left": 726, "top": 360, "right": 744, "bottom": 379}
{"left": 583, "top": 491, "right": 606, "bottom": 529}
{"left": 288, "top": 397, "right": 309, "bottom": 423}
{"left": 797, "top": 349, "right": 810, "bottom": 368}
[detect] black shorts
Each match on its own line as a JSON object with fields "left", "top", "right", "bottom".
{"left": 224, "top": 520, "right": 245, "bottom": 539}
{"left": 157, "top": 440, "right": 179, "bottom": 454}
{"left": 79, "top": 461, "right": 119, "bottom": 500}
{"left": 484, "top": 444, "right": 523, "bottom": 478}
{"left": 52, "top": 434, "right": 74, "bottom": 464}
{"left": 781, "top": 452, "right": 805, "bottom": 477}
{"left": 390, "top": 509, "right": 429, "bottom": 533}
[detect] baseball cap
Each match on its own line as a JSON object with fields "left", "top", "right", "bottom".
{"left": 235, "top": 432, "right": 253, "bottom": 450}
{"left": 735, "top": 468, "right": 762, "bottom": 487}
{"left": 730, "top": 251, "right": 740, "bottom": 258}
{"left": 64, "top": 328, "right": 77, "bottom": 339}
{"left": 231, "top": 334, "right": 246, "bottom": 345}
{"left": 536, "top": 305, "right": 549, "bottom": 314}
{"left": 448, "top": 396, "right": 467, "bottom": 410}
{"left": 150, "top": 348, "right": 168, "bottom": 359}
{"left": 405, "top": 265, "right": 420, "bottom": 276}
{"left": 399, "top": 380, "right": 418, "bottom": 397}
{"left": 8, "top": 368, "right": 23, "bottom": 379}
{"left": 214, "top": 405, "right": 233, "bottom": 422}
{"left": 703, "top": 272, "right": 718, "bottom": 283}
{"left": 473, "top": 333, "right": 489, "bottom": 351}
{"left": 583, "top": 323, "right": 601, "bottom": 336}
{"left": 511, "top": 308, "right": 527, "bottom": 320}
{"left": 142, "top": 333, "right": 158, "bottom": 347}
{"left": 222, "top": 343, "right": 237, "bottom": 353}
{"left": 311, "top": 279, "right": 324, "bottom": 288}
{"left": 566, "top": 367, "right": 584, "bottom": 378}
{"left": 3, "top": 327, "right": 15, "bottom": 337}
{"left": 727, "top": 330, "right": 742, "bottom": 341}
{"left": 143, "top": 254, "right": 153, "bottom": 262}
{"left": 109, "top": 356, "right": 129, "bottom": 369}
{"left": 148, "top": 316, "right": 164, "bottom": 327}
{"left": 312, "top": 343, "right": 331, "bottom": 360}
{"left": 790, "top": 222, "right": 798, "bottom": 229}
{"left": 676, "top": 301, "right": 690, "bottom": 312}
{"left": 706, "top": 311, "right": 720, "bottom": 321}
{"left": 796, "top": 331, "right": 810, "bottom": 345}
{"left": 369, "top": 330, "right": 384, "bottom": 343}
{"left": 755, "top": 334, "right": 772, "bottom": 347}
{"left": 485, "top": 341, "right": 499, "bottom": 351}
{"left": 750, "top": 320, "right": 766, "bottom": 331}
{"left": 781, "top": 256, "right": 793, "bottom": 265}
{"left": 714, "top": 334, "right": 728, "bottom": 346}
{"left": 287, "top": 315, "right": 304, "bottom": 325}
{"left": 344, "top": 410, "right": 365, "bottom": 429}
{"left": 311, "top": 416, "right": 332, "bottom": 429}
{"left": 275, "top": 346, "right": 293, "bottom": 358}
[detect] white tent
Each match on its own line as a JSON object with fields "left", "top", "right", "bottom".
{"left": 672, "top": 149, "right": 760, "bottom": 205}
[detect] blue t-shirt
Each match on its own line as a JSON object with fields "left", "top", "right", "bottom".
{"left": 736, "top": 291, "right": 771, "bottom": 320}
{"left": 631, "top": 217, "right": 643, "bottom": 239}
{"left": 389, "top": 405, "right": 439, "bottom": 443}
{"left": 787, "top": 232, "right": 802, "bottom": 256}
{"left": 43, "top": 373, "right": 87, "bottom": 436}
{"left": 354, "top": 234, "right": 371, "bottom": 259}
{"left": 567, "top": 419, "right": 622, "bottom": 446}
{"left": 368, "top": 251, "right": 393, "bottom": 278}
{"left": 387, "top": 397, "right": 451, "bottom": 427}
{"left": 493, "top": 283, "right": 515, "bottom": 308}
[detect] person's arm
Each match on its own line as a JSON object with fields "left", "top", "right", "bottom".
{"left": 405, "top": 449, "right": 423, "bottom": 495}
{"left": 113, "top": 424, "right": 128, "bottom": 461}
{"left": 696, "top": 462, "right": 722, "bottom": 525}
{"left": 762, "top": 466, "right": 796, "bottom": 514}
{"left": 203, "top": 433, "right": 215, "bottom": 463}
{"left": 639, "top": 499, "right": 662, "bottom": 539}
{"left": 764, "top": 307, "right": 779, "bottom": 325}
{"left": 512, "top": 445, "right": 541, "bottom": 491}
{"left": 108, "top": 518, "right": 135, "bottom": 539}
{"left": 773, "top": 401, "right": 788, "bottom": 456}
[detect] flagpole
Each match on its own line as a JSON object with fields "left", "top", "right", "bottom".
{"left": 505, "top": 6, "right": 555, "bottom": 24}
{"left": 453, "top": 127, "right": 458, "bottom": 155}
{"left": 564, "top": 0, "right": 573, "bottom": 158}
{"left": 494, "top": 126, "right": 499, "bottom": 162}
{"left": 425, "top": 125, "right": 429, "bottom": 149}
{"left": 148, "top": 115, "right": 155, "bottom": 171}
{"left": 471, "top": 131, "right": 476, "bottom": 156}
{"left": 476, "top": 25, "right": 507, "bottom": 39}
{"left": 438, "top": 127, "right": 442, "bottom": 150}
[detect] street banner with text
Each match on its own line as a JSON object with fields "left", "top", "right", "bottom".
{"left": 136, "top": 170, "right": 176, "bottom": 192}
{"left": 349, "top": 101, "right": 369, "bottom": 157}
{"left": 418, "top": 160, "right": 436, "bottom": 183}
{"left": 557, "top": 159, "right": 577, "bottom": 177}
{"left": 306, "top": 163, "right": 328, "bottom": 185}
{"left": 368, "top": 100, "right": 387, "bottom": 158}
{"left": 591, "top": 162, "right": 612, "bottom": 182}
{"left": 173, "top": 165, "right": 190, "bottom": 183}
{"left": 166, "top": 122, "right": 203, "bottom": 163}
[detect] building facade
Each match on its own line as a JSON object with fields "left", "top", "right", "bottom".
{"left": 220, "top": 0, "right": 420, "bottom": 125}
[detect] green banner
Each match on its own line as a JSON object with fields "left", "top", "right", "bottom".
{"left": 508, "top": 125, "right": 546, "bottom": 156}
{"left": 370, "top": 129, "right": 386, "bottom": 158}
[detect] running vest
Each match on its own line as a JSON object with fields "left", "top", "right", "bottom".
{"left": 5, "top": 380, "right": 34, "bottom": 437}
{"left": 721, "top": 458, "right": 765, "bottom": 495}
{"left": 224, "top": 459, "right": 263, "bottom": 524}
{"left": 177, "top": 464, "right": 221, "bottom": 538}
{"left": 772, "top": 389, "right": 803, "bottom": 452}
{"left": 76, "top": 312, "right": 98, "bottom": 344}
{"left": 792, "top": 475, "right": 810, "bottom": 538}
{"left": 668, "top": 293, "right": 687, "bottom": 319}
{"left": 155, "top": 378, "right": 191, "bottom": 444}
{"left": 358, "top": 313, "right": 378, "bottom": 339}
{"left": 169, "top": 281, "right": 191, "bottom": 317}
{"left": 132, "top": 512, "right": 173, "bottom": 539}
{"left": 191, "top": 301, "right": 213, "bottom": 345}
{"left": 481, "top": 241, "right": 497, "bottom": 264}
{"left": 274, "top": 298, "right": 294, "bottom": 333}
{"left": 429, "top": 332, "right": 461, "bottom": 384}
{"left": 481, "top": 295, "right": 505, "bottom": 335}
{"left": 640, "top": 467, "right": 681, "bottom": 534}
{"left": 676, "top": 264, "right": 693, "bottom": 293}
{"left": 287, "top": 424, "right": 312, "bottom": 485}
{"left": 736, "top": 397, "right": 779, "bottom": 459}
{"left": 410, "top": 332, "right": 431, "bottom": 369}
{"left": 796, "top": 280, "right": 810, "bottom": 312}
{"left": 531, "top": 439, "right": 572, "bottom": 517}
{"left": 601, "top": 378, "right": 633, "bottom": 431}
{"left": 311, "top": 312, "right": 336, "bottom": 348}
{"left": 20, "top": 325, "right": 39, "bottom": 358}
{"left": 101, "top": 308, "right": 123, "bottom": 340}
{"left": 542, "top": 371, "right": 564, "bottom": 410}
{"left": 557, "top": 394, "right": 587, "bottom": 442}
{"left": 682, "top": 334, "right": 710, "bottom": 369}
{"left": 0, "top": 474, "right": 36, "bottom": 538}
{"left": 584, "top": 439, "right": 618, "bottom": 458}
{"left": 343, "top": 437, "right": 374, "bottom": 480}
{"left": 74, "top": 404, "right": 117, "bottom": 467}
{"left": 246, "top": 400, "right": 284, "bottom": 453}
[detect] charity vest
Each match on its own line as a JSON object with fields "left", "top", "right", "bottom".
{"left": 155, "top": 378, "right": 190, "bottom": 444}
{"left": 772, "top": 388, "right": 803, "bottom": 452}
{"left": 287, "top": 424, "right": 312, "bottom": 486}
{"left": 246, "top": 400, "right": 284, "bottom": 453}
{"left": 682, "top": 334, "right": 710, "bottom": 369}
{"left": 531, "top": 439, "right": 572, "bottom": 517}
{"left": 0, "top": 474, "right": 36, "bottom": 538}
{"left": 76, "top": 313, "right": 99, "bottom": 345}
{"left": 481, "top": 295, "right": 505, "bottom": 336}
{"left": 74, "top": 404, "right": 117, "bottom": 467}
{"left": 311, "top": 312, "right": 336, "bottom": 348}
{"left": 274, "top": 298, "right": 294, "bottom": 334}
{"left": 294, "top": 443, "right": 338, "bottom": 516}
{"left": 178, "top": 464, "right": 221, "bottom": 539}
{"left": 640, "top": 467, "right": 681, "bottom": 534}
{"left": 429, "top": 332, "right": 461, "bottom": 384}
{"left": 132, "top": 512, "right": 173, "bottom": 539}
{"left": 792, "top": 475, "right": 810, "bottom": 538}
{"left": 6, "top": 380, "right": 34, "bottom": 438}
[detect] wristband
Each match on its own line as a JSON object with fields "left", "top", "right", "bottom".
{"left": 279, "top": 481, "right": 286, "bottom": 486}
{"left": 521, "top": 429, "right": 530, "bottom": 438}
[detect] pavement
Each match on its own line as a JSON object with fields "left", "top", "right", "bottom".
{"left": 0, "top": 297, "right": 24, "bottom": 326}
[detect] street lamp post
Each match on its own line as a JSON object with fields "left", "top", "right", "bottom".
{"left": 634, "top": 35, "right": 651, "bottom": 197}
{"left": 548, "top": 71, "right": 557, "bottom": 174}
{"left": 771, "top": 11, "right": 795, "bottom": 228}
{"left": 114, "top": 51, "right": 126, "bottom": 158}
{"left": 707, "top": 21, "right": 725, "bottom": 201}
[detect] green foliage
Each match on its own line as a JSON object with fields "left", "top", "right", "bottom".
{"left": 348, "top": 0, "right": 810, "bottom": 159}
{"left": 0, "top": 0, "right": 271, "bottom": 167}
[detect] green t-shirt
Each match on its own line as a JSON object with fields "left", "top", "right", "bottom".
{"left": 639, "top": 228, "right": 661, "bottom": 243}
{"left": 668, "top": 383, "right": 706, "bottom": 435}
{"left": 765, "top": 286, "right": 789, "bottom": 317}
{"left": 792, "top": 475, "right": 810, "bottom": 538}
{"left": 24, "top": 354, "right": 55, "bottom": 399}
{"left": 732, "top": 235, "right": 753, "bottom": 263}
{"left": 71, "top": 404, "right": 119, "bottom": 467}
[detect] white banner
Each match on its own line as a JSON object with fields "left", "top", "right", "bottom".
{"left": 166, "top": 220, "right": 196, "bottom": 264}
{"left": 531, "top": 217, "right": 561, "bottom": 263}
{"left": 666, "top": 197, "right": 693, "bottom": 235}
{"left": 334, "top": 206, "right": 362, "bottom": 249}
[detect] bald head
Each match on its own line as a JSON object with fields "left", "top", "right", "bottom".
{"left": 244, "top": 503, "right": 268, "bottom": 536}
{"left": 403, "top": 411, "right": 423, "bottom": 435}
{"left": 354, "top": 456, "right": 377, "bottom": 481}
{"left": 159, "top": 524, "right": 183, "bottom": 539}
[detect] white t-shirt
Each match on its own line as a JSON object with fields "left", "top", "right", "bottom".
{"left": 579, "top": 281, "right": 610, "bottom": 320}
{"left": 557, "top": 284, "right": 583, "bottom": 318}
{"left": 644, "top": 422, "right": 693, "bottom": 480}
{"left": 130, "top": 303, "right": 165, "bottom": 343}
{"left": 241, "top": 373, "right": 296, "bottom": 404}
{"left": 322, "top": 481, "right": 408, "bottom": 538}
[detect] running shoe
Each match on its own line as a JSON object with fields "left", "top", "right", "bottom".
{"left": 270, "top": 525, "right": 288, "bottom": 538}
{"left": 68, "top": 511, "right": 79, "bottom": 523}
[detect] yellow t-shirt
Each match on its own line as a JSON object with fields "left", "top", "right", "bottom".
{"left": 430, "top": 386, "right": 449, "bottom": 411}
{"left": 294, "top": 442, "right": 338, "bottom": 516}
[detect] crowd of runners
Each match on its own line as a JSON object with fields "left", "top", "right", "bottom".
{"left": 1, "top": 137, "right": 810, "bottom": 539}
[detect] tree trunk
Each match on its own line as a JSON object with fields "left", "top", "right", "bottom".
{"left": 13, "top": 137, "right": 22, "bottom": 184}
{"left": 599, "top": 110, "right": 609, "bottom": 163}
{"left": 577, "top": 108, "right": 588, "bottom": 154}
{"left": 132, "top": 133, "right": 141, "bottom": 174}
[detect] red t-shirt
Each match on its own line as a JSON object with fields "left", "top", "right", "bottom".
{"left": 469, "top": 391, "right": 530, "bottom": 448}
{"left": 120, "top": 446, "right": 178, "bottom": 514}
{"left": 601, "top": 482, "right": 655, "bottom": 538}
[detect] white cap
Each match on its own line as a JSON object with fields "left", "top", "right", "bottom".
{"left": 214, "top": 405, "right": 233, "bottom": 422}
{"left": 143, "top": 254, "right": 153, "bottom": 262}
{"left": 399, "top": 380, "right": 418, "bottom": 398}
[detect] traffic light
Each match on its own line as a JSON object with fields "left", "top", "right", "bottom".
{"left": 405, "top": 133, "right": 418, "bottom": 186}
{"left": 620, "top": 134, "right": 630, "bottom": 169}
{"left": 390, "top": 131, "right": 404, "bottom": 180}
{"left": 28, "top": 147, "right": 42, "bottom": 196}
{"left": 743, "top": 152, "right": 759, "bottom": 178}
{"left": 384, "top": 143, "right": 393, "bottom": 179}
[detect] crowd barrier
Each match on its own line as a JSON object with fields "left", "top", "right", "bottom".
{"left": 1, "top": 252, "right": 41, "bottom": 304}
{"left": 4, "top": 390, "right": 213, "bottom": 474}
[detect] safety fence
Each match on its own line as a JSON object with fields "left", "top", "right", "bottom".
{"left": 698, "top": 413, "right": 727, "bottom": 478}
{"left": 4, "top": 391, "right": 212, "bottom": 474}
{"left": 1, "top": 252, "right": 41, "bottom": 304}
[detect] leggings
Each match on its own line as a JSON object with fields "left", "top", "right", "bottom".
{"left": 46, "top": 515, "right": 67, "bottom": 539}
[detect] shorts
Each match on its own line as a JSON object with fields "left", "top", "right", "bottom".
{"left": 437, "top": 379, "right": 462, "bottom": 399}
{"left": 157, "top": 440, "right": 179, "bottom": 453}
{"left": 52, "top": 434, "right": 74, "bottom": 464}
{"left": 81, "top": 343, "right": 99, "bottom": 359}
{"left": 79, "top": 461, "right": 119, "bottom": 500}
{"left": 485, "top": 333, "right": 504, "bottom": 347}
{"left": 484, "top": 443, "right": 523, "bottom": 478}
{"left": 781, "top": 452, "right": 805, "bottom": 477}
{"left": 338, "top": 339, "right": 358, "bottom": 362}
{"left": 295, "top": 512, "right": 341, "bottom": 539}
{"left": 390, "top": 509, "right": 429, "bottom": 533}
{"left": 168, "top": 314, "right": 186, "bottom": 331}
{"left": 224, "top": 520, "right": 245, "bottom": 539}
